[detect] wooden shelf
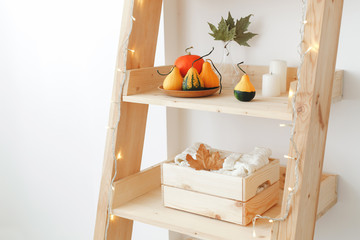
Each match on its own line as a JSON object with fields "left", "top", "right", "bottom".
{"left": 124, "top": 89, "right": 292, "bottom": 120}
{"left": 123, "top": 65, "right": 343, "bottom": 121}
{"left": 111, "top": 164, "right": 337, "bottom": 240}
{"left": 95, "top": 1, "right": 344, "bottom": 239}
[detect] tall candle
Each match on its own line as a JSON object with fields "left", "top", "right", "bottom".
{"left": 269, "top": 60, "right": 287, "bottom": 93}
{"left": 262, "top": 73, "right": 280, "bottom": 97}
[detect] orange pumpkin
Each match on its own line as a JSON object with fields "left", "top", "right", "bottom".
{"left": 175, "top": 47, "right": 204, "bottom": 77}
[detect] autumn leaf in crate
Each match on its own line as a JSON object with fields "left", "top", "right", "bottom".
{"left": 186, "top": 144, "right": 225, "bottom": 171}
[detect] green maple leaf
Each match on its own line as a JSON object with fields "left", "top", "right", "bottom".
{"left": 225, "top": 12, "right": 235, "bottom": 30}
{"left": 208, "top": 17, "right": 236, "bottom": 42}
{"left": 234, "top": 14, "right": 257, "bottom": 47}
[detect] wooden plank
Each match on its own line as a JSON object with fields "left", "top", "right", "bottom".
{"left": 112, "top": 171, "right": 336, "bottom": 240}
{"left": 124, "top": 65, "right": 173, "bottom": 95}
{"left": 124, "top": 65, "right": 341, "bottom": 97}
{"left": 93, "top": 0, "right": 163, "bottom": 239}
{"left": 243, "top": 182, "right": 280, "bottom": 225}
{"left": 123, "top": 66, "right": 342, "bottom": 121}
{"left": 243, "top": 159, "right": 280, "bottom": 201}
{"left": 162, "top": 162, "right": 244, "bottom": 200}
{"left": 274, "top": 0, "right": 343, "bottom": 239}
{"left": 316, "top": 174, "right": 338, "bottom": 219}
{"left": 163, "top": 185, "right": 245, "bottom": 225}
{"left": 114, "top": 188, "right": 274, "bottom": 240}
{"left": 124, "top": 65, "right": 298, "bottom": 96}
{"left": 112, "top": 164, "right": 161, "bottom": 208}
{"left": 241, "top": 65, "right": 297, "bottom": 91}
{"left": 288, "top": 69, "right": 344, "bottom": 108}
{"left": 125, "top": 89, "right": 292, "bottom": 121}
{"left": 332, "top": 70, "right": 344, "bottom": 103}
{"left": 162, "top": 159, "right": 279, "bottom": 202}
{"left": 163, "top": 182, "right": 279, "bottom": 226}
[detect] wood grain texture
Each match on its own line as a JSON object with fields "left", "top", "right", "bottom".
{"left": 93, "top": 0, "right": 163, "bottom": 239}
{"left": 162, "top": 159, "right": 279, "bottom": 201}
{"left": 125, "top": 89, "right": 292, "bottom": 120}
{"left": 162, "top": 182, "right": 279, "bottom": 226}
{"left": 288, "top": 69, "right": 344, "bottom": 108}
{"left": 123, "top": 66, "right": 342, "bottom": 121}
{"left": 243, "top": 182, "right": 280, "bottom": 225}
{"left": 124, "top": 65, "right": 298, "bottom": 97}
{"left": 112, "top": 163, "right": 161, "bottom": 208}
{"left": 243, "top": 159, "right": 280, "bottom": 201}
{"left": 274, "top": 0, "right": 344, "bottom": 239}
{"left": 332, "top": 70, "right": 344, "bottom": 103}
{"left": 111, "top": 167, "right": 337, "bottom": 240}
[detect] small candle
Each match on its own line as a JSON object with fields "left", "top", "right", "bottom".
{"left": 269, "top": 60, "right": 287, "bottom": 93}
{"left": 262, "top": 73, "right": 280, "bottom": 97}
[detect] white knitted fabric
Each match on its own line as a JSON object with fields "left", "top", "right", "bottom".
{"left": 174, "top": 142, "right": 271, "bottom": 177}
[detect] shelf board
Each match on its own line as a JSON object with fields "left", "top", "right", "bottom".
{"left": 111, "top": 164, "right": 337, "bottom": 240}
{"left": 113, "top": 187, "right": 275, "bottom": 239}
{"left": 124, "top": 89, "right": 292, "bottom": 121}
{"left": 122, "top": 65, "right": 343, "bottom": 121}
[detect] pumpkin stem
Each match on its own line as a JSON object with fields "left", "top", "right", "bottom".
{"left": 192, "top": 47, "right": 215, "bottom": 67}
{"left": 157, "top": 66, "right": 175, "bottom": 76}
{"left": 206, "top": 59, "right": 222, "bottom": 94}
{"left": 185, "top": 46, "right": 194, "bottom": 55}
{"left": 237, "top": 62, "right": 247, "bottom": 74}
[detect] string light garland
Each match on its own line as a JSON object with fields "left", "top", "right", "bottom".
{"left": 104, "top": 0, "right": 136, "bottom": 238}
{"left": 252, "top": 0, "right": 311, "bottom": 237}
{"left": 103, "top": 0, "right": 314, "bottom": 238}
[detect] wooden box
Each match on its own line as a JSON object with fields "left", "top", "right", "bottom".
{"left": 161, "top": 159, "right": 280, "bottom": 225}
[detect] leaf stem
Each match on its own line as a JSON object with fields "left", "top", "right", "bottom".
{"left": 224, "top": 41, "right": 231, "bottom": 56}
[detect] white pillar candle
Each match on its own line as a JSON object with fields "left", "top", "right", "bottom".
{"left": 269, "top": 60, "right": 287, "bottom": 93}
{"left": 262, "top": 73, "right": 280, "bottom": 97}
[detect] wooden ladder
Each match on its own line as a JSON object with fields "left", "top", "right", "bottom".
{"left": 94, "top": 0, "right": 343, "bottom": 239}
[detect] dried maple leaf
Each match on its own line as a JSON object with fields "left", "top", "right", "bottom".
{"left": 186, "top": 144, "right": 225, "bottom": 171}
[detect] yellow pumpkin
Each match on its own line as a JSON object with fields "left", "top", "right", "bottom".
{"left": 234, "top": 74, "right": 256, "bottom": 101}
{"left": 162, "top": 66, "right": 183, "bottom": 90}
{"left": 200, "top": 60, "right": 220, "bottom": 89}
{"left": 234, "top": 62, "right": 256, "bottom": 102}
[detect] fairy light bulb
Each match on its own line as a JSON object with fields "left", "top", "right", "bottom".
{"left": 288, "top": 187, "right": 294, "bottom": 192}
{"left": 280, "top": 123, "right": 293, "bottom": 127}
{"left": 131, "top": 16, "right": 136, "bottom": 21}
{"left": 269, "top": 219, "right": 274, "bottom": 223}
{"left": 305, "top": 46, "right": 312, "bottom": 54}
{"left": 284, "top": 155, "right": 296, "bottom": 160}
{"left": 128, "top": 49, "right": 135, "bottom": 53}
{"left": 110, "top": 214, "right": 115, "bottom": 221}
{"left": 289, "top": 88, "right": 294, "bottom": 98}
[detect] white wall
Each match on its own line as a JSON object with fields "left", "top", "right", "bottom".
{"left": 0, "top": 0, "right": 167, "bottom": 239}
{"left": 1, "top": 0, "right": 359, "bottom": 240}
{"left": 164, "top": 0, "right": 360, "bottom": 240}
